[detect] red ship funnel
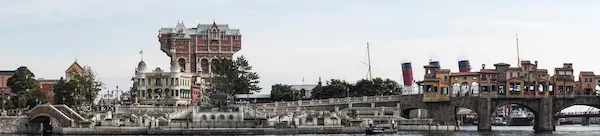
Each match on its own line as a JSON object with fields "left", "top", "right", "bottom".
{"left": 401, "top": 62, "right": 414, "bottom": 86}
{"left": 458, "top": 60, "right": 471, "bottom": 72}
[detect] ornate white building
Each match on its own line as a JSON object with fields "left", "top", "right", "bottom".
{"left": 133, "top": 60, "right": 194, "bottom": 106}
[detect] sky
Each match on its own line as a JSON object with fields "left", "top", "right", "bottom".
{"left": 2, "top": 0, "right": 600, "bottom": 111}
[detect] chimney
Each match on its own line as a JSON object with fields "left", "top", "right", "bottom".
{"left": 534, "top": 61, "right": 538, "bottom": 66}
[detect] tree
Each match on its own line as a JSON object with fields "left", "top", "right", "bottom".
{"left": 211, "top": 56, "right": 261, "bottom": 96}
{"left": 310, "top": 78, "right": 402, "bottom": 99}
{"left": 68, "top": 66, "right": 103, "bottom": 106}
{"left": 53, "top": 77, "right": 75, "bottom": 106}
{"left": 26, "top": 87, "right": 47, "bottom": 108}
{"left": 311, "top": 79, "right": 353, "bottom": 99}
{"left": 6, "top": 66, "right": 40, "bottom": 109}
{"left": 353, "top": 78, "right": 402, "bottom": 96}
{"left": 270, "top": 84, "right": 299, "bottom": 101}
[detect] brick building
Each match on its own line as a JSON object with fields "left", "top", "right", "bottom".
{"left": 37, "top": 61, "right": 86, "bottom": 103}
{"left": 158, "top": 21, "right": 242, "bottom": 104}
{"left": 0, "top": 70, "right": 15, "bottom": 95}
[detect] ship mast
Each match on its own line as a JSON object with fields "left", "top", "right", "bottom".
{"left": 516, "top": 34, "right": 521, "bottom": 68}
{"left": 367, "top": 42, "right": 373, "bottom": 81}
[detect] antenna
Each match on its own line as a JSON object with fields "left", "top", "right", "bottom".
{"left": 516, "top": 34, "right": 521, "bottom": 68}
{"left": 367, "top": 42, "right": 373, "bottom": 81}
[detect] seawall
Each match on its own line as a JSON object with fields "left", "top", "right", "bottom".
{"left": 0, "top": 116, "right": 38, "bottom": 134}
{"left": 54, "top": 127, "right": 367, "bottom": 135}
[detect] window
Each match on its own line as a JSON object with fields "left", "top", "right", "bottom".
{"left": 565, "top": 71, "right": 572, "bottom": 76}
{"left": 444, "top": 76, "right": 448, "bottom": 80}
{"left": 141, "top": 79, "right": 146, "bottom": 86}
{"left": 156, "top": 78, "right": 162, "bottom": 86}
{"left": 441, "top": 87, "right": 448, "bottom": 94}
{"left": 510, "top": 72, "right": 513, "bottom": 78}
{"left": 176, "top": 78, "right": 179, "bottom": 85}
{"left": 481, "top": 74, "right": 487, "bottom": 81}
{"left": 463, "top": 77, "right": 467, "bottom": 80}
{"left": 491, "top": 85, "right": 496, "bottom": 91}
{"left": 165, "top": 78, "right": 169, "bottom": 86}
{"left": 171, "top": 78, "right": 174, "bottom": 85}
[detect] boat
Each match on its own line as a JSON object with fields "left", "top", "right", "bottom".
{"left": 508, "top": 108, "right": 533, "bottom": 126}
{"left": 366, "top": 124, "right": 397, "bottom": 135}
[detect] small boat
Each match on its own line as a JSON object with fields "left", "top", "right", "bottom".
{"left": 366, "top": 124, "right": 397, "bottom": 135}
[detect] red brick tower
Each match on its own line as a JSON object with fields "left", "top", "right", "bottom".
{"left": 158, "top": 21, "right": 242, "bottom": 103}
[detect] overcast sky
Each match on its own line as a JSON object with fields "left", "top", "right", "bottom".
{"left": 2, "top": 0, "right": 600, "bottom": 107}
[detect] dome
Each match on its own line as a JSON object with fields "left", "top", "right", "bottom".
{"left": 137, "top": 61, "right": 147, "bottom": 72}
{"left": 138, "top": 61, "right": 147, "bottom": 68}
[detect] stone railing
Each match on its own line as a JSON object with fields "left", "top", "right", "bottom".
{"left": 116, "top": 105, "right": 188, "bottom": 115}
{"left": 254, "top": 95, "right": 405, "bottom": 109}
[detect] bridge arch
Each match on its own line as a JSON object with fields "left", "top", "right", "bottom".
{"left": 30, "top": 113, "right": 62, "bottom": 128}
{"left": 28, "top": 105, "right": 75, "bottom": 128}
{"left": 553, "top": 97, "right": 600, "bottom": 114}
{"left": 491, "top": 101, "right": 539, "bottom": 128}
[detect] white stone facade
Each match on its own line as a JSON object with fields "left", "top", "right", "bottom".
{"left": 133, "top": 60, "right": 194, "bottom": 106}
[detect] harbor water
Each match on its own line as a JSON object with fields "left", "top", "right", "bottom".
{"left": 4, "top": 125, "right": 600, "bottom": 135}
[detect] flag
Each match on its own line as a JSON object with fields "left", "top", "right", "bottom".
{"left": 302, "top": 77, "right": 305, "bottom": 84}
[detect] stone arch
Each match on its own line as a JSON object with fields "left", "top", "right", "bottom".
{"left": 452, "top": 83, "right": 460, "bottom": 97}
{"left": 553, "top": 98, "right": 600, "bottom": 114}
{"left": 210, "top": 115, "right": 216, "bottom": 120}
{"left": 177, "top": 57, "right": 186, "bottom": 72}
{"left": 471, "top": 82, "right": 479, "bottom": 95}
{"left": 218, "top": 114, "right": 225, "bottom": 120}
{"left": 165, "top": 89, "right": 170, "bottom": 98}
{"left": 460, "top": 82, "right": 470, "bottom": 96}
{"left": 228, "top": 114, "right": 234, "bottom": 120}
{"left": 211, "top": 59, "right": 220, "bottom": 72}
{"left": 200, "top": 58, "right": 209, "bottom": 73}
{"left": 456, "top": 107, "right": 478, "bottom": 126}
{"left": 31, "top": 113, "right": 62, "bottom": 127}
{"left": 491, "top": 101, "right": 539, "bottom": 128}
{"left": 201, "top": 115, "right": 208, "bottom": 120}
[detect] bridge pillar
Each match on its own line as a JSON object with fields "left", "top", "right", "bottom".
{"left": 477, "top": 98, "right": 492, "bottom": 131}
{"left": 582, "top": 116, "right": 590, "bottom": 126}
{"left": 534, "top": 98, "right": 554, "bottom": 132}
{"left": 335, "top": 106, "right": 339, "bottom": 112}
{"left": 370, "top": 103, "right": 375, "bottom": 108}
{"left": 426, "top": 102, "right": 456, "bottom": 126}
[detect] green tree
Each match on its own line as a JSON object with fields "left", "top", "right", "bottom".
{"left": 53, "top": 77, "right": 75, "bottom": 106}
{"left": 270, "top": 84, "right": 299, "bottom": 101}
{"left": 68, "top": 66, "right": 103, "bottom": 106}
{"left": 6, "top": 66, "right": 40, "bottom": 109}
{"left": 212, "top": 56, "right": 261, "bottom": 95}
{"left": 26, "top": 87, "right": 47, "bottom": 108}
{"left": 352, "top": 78, "right": 402, "bottom": 96}
{"left": 311, "top": 79, "right": 352, "bottom": 99}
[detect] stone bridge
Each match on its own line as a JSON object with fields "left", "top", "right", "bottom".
{"left": 27, "top": 104, "right": 86, "bottom": 128}
{"left": 251, "top": 94, "right": 600, "bottom": 132}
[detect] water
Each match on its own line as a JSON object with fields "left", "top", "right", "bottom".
{"left": 4, "top": 125, "right": 600, "bottom": 136}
